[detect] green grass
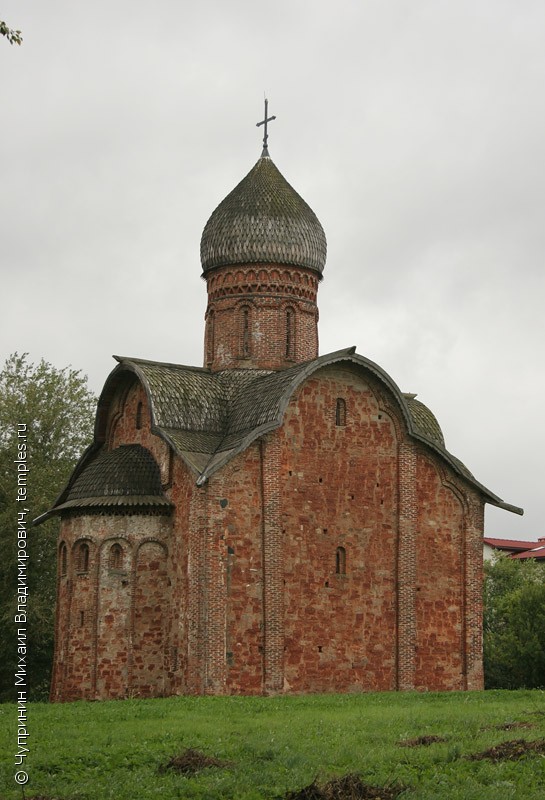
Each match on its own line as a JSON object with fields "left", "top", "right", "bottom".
{"left": 1, "top": 690, "right": 544, "bottom": 799}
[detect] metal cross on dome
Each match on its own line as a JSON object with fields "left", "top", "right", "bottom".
{"left": 256, "top": 98, "right": 276, "bottom": 154}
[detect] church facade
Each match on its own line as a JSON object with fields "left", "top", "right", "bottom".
{"left": 42, "top": 133, "right": 521, "bottom": 701}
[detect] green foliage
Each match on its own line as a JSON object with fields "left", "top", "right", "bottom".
{"left": 484, "top": 555, "right": 545, "bottom": 689}
{"left": 1, "top": 691, "right": 545, "bottom": 799}
{"left": 0, "top": 353, "right": 95, "bottom": 701}
{"left": 0, "top": 20, "right": 22, "bottom": 45}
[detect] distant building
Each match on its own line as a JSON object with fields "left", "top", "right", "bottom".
{"left": 483, "top": 537, "right": 543, "bottom": 561}
{"left": 39, "top": 119, "right": 522, "bottom": 701}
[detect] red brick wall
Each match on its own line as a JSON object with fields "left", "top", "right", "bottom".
{"left": 203, "top": 264, "right": 320, "bottom": 370}
{"left": 183, "top": 446, "right": 265, "bottom": 695}
{"left": 278, "top": 367, "right": 399, "bottom": 692}
{"left": 132, "top": 541, "right": 169, "bottom": 696}
{"left": 53, "top": 365, "right": 485, "bottom": 700}
{"left": 108, "top": 379, "right": 171, "bottom": 481}
{"left": 415, "top": 455, "right": 464, "bottom": 691}
{"left": 52, "top": 513, "right": 172, "bottom": 701}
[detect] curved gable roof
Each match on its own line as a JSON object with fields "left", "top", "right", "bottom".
{"left": 88, "top": 349, "right": 521, "bottom": 515}
{"left": 35, "top": 347, "right": 519, "bottom": 527}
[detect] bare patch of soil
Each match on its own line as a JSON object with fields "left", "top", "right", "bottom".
{"left": 494, "top": 721, "right": 535, "bottom": 731}
{"left": 398, "top": 735, "right": 447, "bottom": 747}
{"left": 467, "top": 738, "right": 545, "bottom": 762}
{"left": 284, "top": 773, "right": 406, "bottom": 799}
{"left": 160, "top": 747, "right": 233, "bottom": 775}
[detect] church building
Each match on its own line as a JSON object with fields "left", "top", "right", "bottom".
{"left": 41, "top": 110, "right": 521, "bottom": 701}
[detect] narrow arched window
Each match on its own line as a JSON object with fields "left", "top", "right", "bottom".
{"left": 109, "top": 543, "right": 123, "bottom": 570}
{"left": 136, "top": 401, "right": 143, "bottom": 430}
{"left": 206, "top": 308, "right": 215, "bottom": 365}
{"left": 285, "top": 307, "right": 295, "bottom": 359}
{"left": 336, "top": 546, "right": 346, "bottom": 575}
{"left": 60, "top": 543, "right": 67, "bottom": 577}
{"left": 77, "top": 542, "right": 89, "bottom": 573}
{"left": 335, "top": 398, "right": 347, "bottom": 427}
{"left": 241, "top": 305, "right": 251, "bottom": 358}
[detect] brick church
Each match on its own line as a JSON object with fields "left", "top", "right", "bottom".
{"left": 42, "top": 112, "right": 521, "bottom": 701}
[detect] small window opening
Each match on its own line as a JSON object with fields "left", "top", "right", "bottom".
{"left": 335, "top": 398, "right": 347, "bottom": 426}
{"left": 285, "top": 307, "right": 295, "bottom": 359}
{"left": 79, "top": 610, "right": 85, "bottom": 627}
{"left": 206, "top": 309, "right": 215, "bottom": 365}
{"left": 109, "top": 543, "right": 123, "bottom": 570}
{"left": 136, "top": 401, "right": 143, "bottom": 430}
{"left": 336, "top": 546, "right": 346, "bottom": 575}
{"left": 77, "top": 542, "right": 90, "bottom": 573}
{"left": 241, "top": 305, "right": 251, "bottom": 357}
{"left": 60, "top": 543, "right": 67, "bottom": 577}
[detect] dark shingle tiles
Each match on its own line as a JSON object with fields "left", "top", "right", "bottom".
{"left": 63, "top": 444, "right": 170, "bottom": 507}
{"left": 405, "top": 397, "right": 445, "bottom": 448}
{"left": 134, "top": 362, "right": 227, "bottom": 432}
{"left": 200, "top": 156, "right": 327, "bottom": 274}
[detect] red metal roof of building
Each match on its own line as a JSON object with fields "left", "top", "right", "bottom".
{"left": 483, "top": 537, "right": 539, "bottom": 551}
{"left": 511, "top": 545, "right": 545, "bottom": 560}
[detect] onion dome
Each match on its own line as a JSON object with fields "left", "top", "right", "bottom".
{"left": 54, "top": 444, "right": 171, "bottom": 511}
{"left": 200, "top": 154, "right": 327, "bottom": 275}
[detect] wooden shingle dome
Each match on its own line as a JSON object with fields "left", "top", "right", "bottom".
{"left": 200, "top": 153, "right": 327, "bottom": 275}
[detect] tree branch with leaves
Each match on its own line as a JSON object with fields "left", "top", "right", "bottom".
{"left": 1, "top": 19, "right": 22, "bottom": 45}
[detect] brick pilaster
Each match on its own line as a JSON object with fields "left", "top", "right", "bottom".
{"left": 186, "top": 488, "right": 206, "bottom": 693}
{"left": 464, "top": 497, "right": 484, "bottom": 690}
{"left": 260, "top": 435, "right": 284, "bottom": 692}
{"left": 203, "top": 479, "right": 228, "bottom": 694}
{"left": 397, "top": 441, "right": 417, "bottom": 690}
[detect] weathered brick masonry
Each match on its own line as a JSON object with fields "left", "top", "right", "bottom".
{"left": 43, "top": 141, "right": 519, "bottom": 700}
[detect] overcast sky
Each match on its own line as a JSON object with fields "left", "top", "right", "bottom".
{"left": 2, "top": 1, "right": 543, "bottom": 540}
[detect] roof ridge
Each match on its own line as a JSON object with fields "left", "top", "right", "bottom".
{"left": 114, "top": 355, "right": 210, "bottom": 373}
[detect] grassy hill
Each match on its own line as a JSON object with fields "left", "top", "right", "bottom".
{"left": 1, "top": 690, "right": 544, "bottom": 799}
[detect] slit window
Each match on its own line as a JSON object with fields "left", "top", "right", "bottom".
{"left": 285, "top": 307, "right": 295, "bottom": 359}
{"left": 60, "top": 543, "right": 67, "bottom": 577}
{"left": 335, "top": 398, "right": 347, "bottom": 426}
{"left": 206, "top": 308, "right": 215, "bottom": 365}
{"left": 109, "top": 543, "right": 123, "bottom": 571}
{"left": 241, "top": 305, "right": 251, "bottom": 358}
{"left": 336, "top": 546, "right": 346, "bottom": 575}
{"left": 136, "top": 401, "right": 143, "bottom": 430}
{"left": 76, "top": 542, "right": 90, "bottom": 573}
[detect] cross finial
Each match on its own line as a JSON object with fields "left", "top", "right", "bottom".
{"left": 256, "top": 98, "right": 276, "bottom": 156}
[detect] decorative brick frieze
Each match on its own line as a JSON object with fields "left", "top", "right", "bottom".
{"left": 204, "top": 263, "right": 320, "bottom": 370}
{"left": 206, "top": 264, "right": 319, "bottom": 303}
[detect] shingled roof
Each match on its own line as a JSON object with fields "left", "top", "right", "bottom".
{"left": 52, "top": 444, "right": 172, "bottom": 513}
{"left": 81, "top": 347, "right": 520, "bottom": 515}
{"left": 200, "top": 153, "right": 327, "bottom": 275}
